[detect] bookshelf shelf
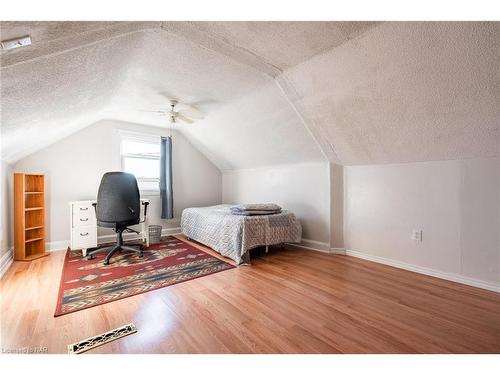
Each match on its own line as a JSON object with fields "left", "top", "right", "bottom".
{"left": 14, "top": 173, "right": 48, "bottom": 261}
{"left": 25, "top": 237, "right": 44, "bottom": 243}
{"left": 25, "top": 225, "right": 44, "bottom": 231}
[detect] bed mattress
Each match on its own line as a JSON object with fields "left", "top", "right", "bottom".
{"left": 181, "top": 204, "right": 302, "bottom": 264}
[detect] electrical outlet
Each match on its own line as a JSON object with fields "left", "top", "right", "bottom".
{"left": 412, "top": 229, "right": 422, "bottom": 242}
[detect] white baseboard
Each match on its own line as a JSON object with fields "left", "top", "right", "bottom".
{"left": 290, "top": 240, "right": 346, "bottom": 255}
{"left": 46, "top": 227, "right": 182, "bottom": 252}
{"left": 46, "top": 240, "right": 70, "bottom": 252}
{"left": 346, "top": 249, "right": 500, "bottom": 293}
{"left": 292, "top": 238, "right": 331, "bottom": 253}
{"left": 330, "top": 247, "right": 346, "bottom": 255}
{"left": 0, "top": 247, "right": 14, "bottom": 279}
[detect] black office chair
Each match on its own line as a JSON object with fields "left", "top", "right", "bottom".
{"left": 85, "top": 172, "right": 149, "bottom": 265}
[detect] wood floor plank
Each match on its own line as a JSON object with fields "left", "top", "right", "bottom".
{"left": 1, "top": 239, "right": 499, "bottom": 354}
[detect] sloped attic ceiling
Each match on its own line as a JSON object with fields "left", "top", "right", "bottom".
{"left": 1, "top": 22, "right": 158, "bottom": 162}
{"left": 3, "top": 21, "right": 358, "bottom": 166}
{"left": 284, "top": 22, "right": 500, "bottom": 164}
{"left": 100, "top": 27, "right": 329, "bottom": 169}
{"left": 1, "top": 21, "right": 498, "bottom": 167}
{"left": 186, "top": 21, "right": 377, "bottom": 71}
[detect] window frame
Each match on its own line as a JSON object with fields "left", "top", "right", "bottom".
{"left": 117, "top": 130, "right": 161, "bottom": 196}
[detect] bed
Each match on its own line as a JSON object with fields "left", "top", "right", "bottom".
{"left": 181, "top": 204, "right": 302, "bottom": 264}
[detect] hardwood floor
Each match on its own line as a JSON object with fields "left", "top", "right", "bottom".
{"left": 1, "top": 236, "right": 500, "bottom": 354}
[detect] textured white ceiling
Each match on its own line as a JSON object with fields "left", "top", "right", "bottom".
{"left": 0, "top": 21, "right": 332, "bottom": 166}
{"left": 1, "top": 21, "right": 498, "bottom": 167}
{"left": 102, "top": 28, "right": 325, "bottom": 169}
{"left": 187, "top": 21, "right": 377, "bottom": 71}
{"left": 179, "top": 81, "right": 324, "bottom": 170}
{"left": 1, "top": 21, "right": 121, "bottom": 43}
{"left": 285, "top": 21, "right": 500, "bottom": 164}
{"left": 106, "top": 28, "right": 269, "bottom": 115}
{"left": 1, "top": 26, "right": 150, "bottom": 161}
{"left": 1, "top": 22, "right": 158, "bottom": 68}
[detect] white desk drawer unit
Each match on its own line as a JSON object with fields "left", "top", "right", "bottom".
{"left": 70, "top": 200, "right": 98, "bottom": 254}
{"left": 71, "top": 227, "right": 97, "bottom": 250}
{"left": 69, "top": 199, "right": 150, "bottom": 256}
{"left": 73, "top": 206, "right": 97, "bottom": 226}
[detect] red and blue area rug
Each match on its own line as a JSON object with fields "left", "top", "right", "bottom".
{"left": 54, "top": 236, "right": 234, "bottom": 316}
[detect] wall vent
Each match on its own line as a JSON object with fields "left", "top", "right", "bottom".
{"left": 1, "top": 35, "right": 32, "bottom": 50}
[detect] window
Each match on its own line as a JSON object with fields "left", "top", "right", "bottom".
{"left": 119, "top": 132, "right": 161, "bottom": 193}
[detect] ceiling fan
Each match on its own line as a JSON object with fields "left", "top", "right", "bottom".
{"left": 141, "top": 99, "right": 204, "bottom": 124}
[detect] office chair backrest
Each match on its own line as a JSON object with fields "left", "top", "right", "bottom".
{"left": 96, "top": 172, "right": 140, "bottom": 226}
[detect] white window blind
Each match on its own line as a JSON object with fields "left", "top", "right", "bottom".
{"left": 118, "top": 131, "right": 161, "bottom": 193}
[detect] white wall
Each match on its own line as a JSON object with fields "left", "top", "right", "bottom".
{"left": 344, "top": 157, "right": 500, "bottom": 288}
{"left": 222, "top": 162, "right": 330, "bottom": 247}
{"left": 11, "top": 119, "right": 222, "bottom": 247}
{"left": 330, "top": 163, "right": 344, "bottom": 250}
{"left": 1, "top": 160, "right": 13, "bottom": 258}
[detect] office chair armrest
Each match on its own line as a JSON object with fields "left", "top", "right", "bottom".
{"left": 142, "top": 201, "right": 149, "bottom": 218}
{"left": 138, "top": 201, "right": 150, "bottom": 225}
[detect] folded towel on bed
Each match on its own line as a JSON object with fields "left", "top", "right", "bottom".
{"left": 231, "top": 203, "right": 282, "bottom": 212}
{"left": 231, "top": 209, "right": 282, "bottom": 216}
{"left": 230, "top": 203, "right": 282, "bottom": 216}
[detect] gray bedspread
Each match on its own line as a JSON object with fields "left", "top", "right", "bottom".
{"left": 181, "top": 204, "right": 302, "bottom": 264}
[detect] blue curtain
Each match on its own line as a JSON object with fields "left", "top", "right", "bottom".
{"left": 160, "top": 136, "right": 173, "bottom": 219}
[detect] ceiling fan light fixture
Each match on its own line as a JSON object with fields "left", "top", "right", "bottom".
{"left": 137, "top": 97, "right": 203, "bottom": 125}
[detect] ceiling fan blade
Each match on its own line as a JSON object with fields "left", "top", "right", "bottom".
{"left": 174, "top": 101, "right": 199, "bottom": 112}
{"left": 148, "top": 89, "right": 207, "bottom": 120}
{"left": 176, "top": 114, "right": 194, "bottom": 124}
{"left": 189, "top": 99, "right": 218, "bottom": 108}
{"left": 179, "top": 108, "right": 204, "bottom": 120}
{"left": 138, "top": 109, "right": 167, "bottom": 114}
{"left": 152, "top": 89, "right": 177, "bottom": 101}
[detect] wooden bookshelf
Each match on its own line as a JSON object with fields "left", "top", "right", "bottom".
{"left": 14, "top": 173, "right": 48, "bottom": 261}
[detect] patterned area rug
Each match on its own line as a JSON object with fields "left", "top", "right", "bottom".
{"left": 54, "top": 236, "right": 234, "bottom": 316}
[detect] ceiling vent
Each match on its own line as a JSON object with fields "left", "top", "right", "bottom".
{"left": 1, "top": 35, "right": 32, "bottom": 50}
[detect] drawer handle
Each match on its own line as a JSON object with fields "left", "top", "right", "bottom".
{"left": 79, "top": 207, "right": 89, "bottom": 211}
{"left": 80, "top": 232, "right": 89, "bottom": 236}
{"left": 80, "top": 218, "right": 89, "bottom": 222}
